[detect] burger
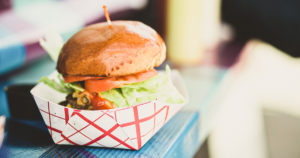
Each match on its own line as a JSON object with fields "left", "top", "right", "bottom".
{"left": 39, "top": 20, "right": 184, "bottom": 110}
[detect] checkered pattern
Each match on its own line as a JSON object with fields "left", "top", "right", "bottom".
{"left": 32, "top": 96, "right": 183, "bottom": 150}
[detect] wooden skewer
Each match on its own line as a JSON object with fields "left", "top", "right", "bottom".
{"left": 102, "top": 5, "right": 112, "bottom": 27}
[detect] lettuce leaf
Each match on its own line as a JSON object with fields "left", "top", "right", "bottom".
{"left": 101, "top": 66, "right": 185, "bottom": 107}
{"left": 39, "top": 74, "right": 84, "bottom": 93}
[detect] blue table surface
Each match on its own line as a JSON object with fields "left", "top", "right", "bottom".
{"left": 0, "top": 111, "right": 199, "bottom": 158}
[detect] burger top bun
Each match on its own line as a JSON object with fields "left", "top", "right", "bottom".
{"left": 57, "top": 20, "right": 166, "bottom": 77}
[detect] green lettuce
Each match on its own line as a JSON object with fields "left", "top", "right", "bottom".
{"left": 39, "top": 74, "right": 84, "bottom": 93}
{"left": 101, "top": 66, "right": 185, "bottom": 107}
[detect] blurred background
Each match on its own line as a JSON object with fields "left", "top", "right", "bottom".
{"left": 0, "top": 0, "right": 300, "bottom": 158}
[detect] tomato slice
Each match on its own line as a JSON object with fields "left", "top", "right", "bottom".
{"left": 63, "top": 75, "right": 105, "bottom": 83}
{"left": 85, "top": 69, "right": 158, "bottom": 93}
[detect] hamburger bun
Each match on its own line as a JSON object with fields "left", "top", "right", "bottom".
{"left": 57, "top": 20, "right": 166, "bottom": 77}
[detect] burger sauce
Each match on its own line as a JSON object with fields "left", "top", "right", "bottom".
{"left": 91, "top": 92, "right": 116, "bottom": 110}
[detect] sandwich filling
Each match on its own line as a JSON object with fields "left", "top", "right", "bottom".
{"left": 40, "top": 66, "right": 184, "bottom": 110}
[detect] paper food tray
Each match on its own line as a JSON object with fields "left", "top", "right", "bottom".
{"left": 30, "top": 70, "right": 188, "bottom": 150}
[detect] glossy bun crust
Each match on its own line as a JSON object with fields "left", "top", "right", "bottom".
{"left": 57, "top": 20, "right": 166, "bottom": 77}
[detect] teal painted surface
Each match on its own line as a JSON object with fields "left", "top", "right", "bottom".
{"left": 0, "top": 26, "right": 26, "bottom": 75}
{"left": 0, "top": 82, "right": 10, "bottom": 116}
{"left": 9, "top": 56, "right": 55, "bottom": 84}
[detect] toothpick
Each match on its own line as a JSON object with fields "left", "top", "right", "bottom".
{"left": 102, "top": 5, "right": 112, "bottom": 27}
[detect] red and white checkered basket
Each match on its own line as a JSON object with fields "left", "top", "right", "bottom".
{"left": 31, "top": 70, "right": 187, "bottom": 150}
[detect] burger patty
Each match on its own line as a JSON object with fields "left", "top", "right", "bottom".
{"left": 60, "top": 93, "right": 92, "bottom": 110}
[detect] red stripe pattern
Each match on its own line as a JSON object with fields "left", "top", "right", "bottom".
{"left": 33, "top": 96, "right": 182, "bottom": 150}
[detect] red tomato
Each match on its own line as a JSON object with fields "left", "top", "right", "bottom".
{"left": 85, "top": 69, "right": 157, "bottom": 93}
